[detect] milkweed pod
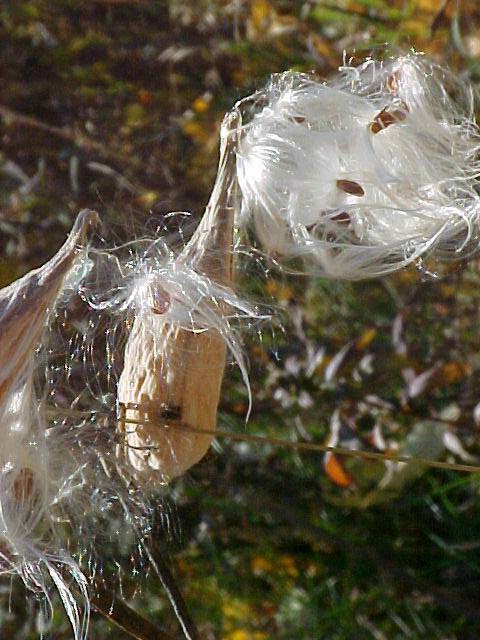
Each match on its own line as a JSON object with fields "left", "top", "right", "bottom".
{"left": 236, "top": 54, "right": 480, "bottom": 278}
{"left": 0, "top": 210, "right": 98, "bottom": 639}
{"left": 0, "top": 209, "right": 99, "bottom": 404}
{"left": 117, "top": 111, "right": 254, "bottom": 482}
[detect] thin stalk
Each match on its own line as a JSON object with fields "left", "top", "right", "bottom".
{"left": 120, "top": 411, "right": 480, "bottom": 474}
{"left": 46, "top": 407, "right": 480, "bottom": 473}
{"left": 139, "top": 541, "right": 200, "bottom": 640}
{"left": 92, "top": 587, "right": 173, "bottom": 640}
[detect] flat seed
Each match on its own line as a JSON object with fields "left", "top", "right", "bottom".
{"left": 331, "top": 211, "right": 351, "bottom": 223}
{"left": 150, "top": 285, "right": 170, "bottom": 315}
{"left": 13, "top": 468, "right": 35, "bottom": 501}
{"left": 336, "top": 180, "right": 365, "bottom": 197}
{"left": 370, "top": 107, "right": 407, "bottom": 134}
{"left": 386, "top": 72, "right": 400, "bottom": 95}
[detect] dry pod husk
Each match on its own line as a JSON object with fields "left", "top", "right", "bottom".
{"left": 117, "top": 111, "right": 244, "bottom": 482}
{"left": 0, "top": 210, "right": 98, "bottom": 639}
{"left": 0, "top": 210, "right": 98, "bottom": 405}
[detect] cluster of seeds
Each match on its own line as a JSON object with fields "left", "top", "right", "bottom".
{"left": 236, "top": 55, "right": 480, "bottom": 277}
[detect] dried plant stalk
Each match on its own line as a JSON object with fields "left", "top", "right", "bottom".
{"left": 117, "top": 112, "right": 240, "bottom": 481}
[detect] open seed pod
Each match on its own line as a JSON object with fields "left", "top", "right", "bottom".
{"left": 0, "top": 210, "right": 98, "bottom": 638}
{"left": 117, "top": 110, "right": 248, "bottom": 482}
{"left": 0, "top": 210, "right": 98, "bottom": 405}
{"left": 236, "top": 53, "right": 480, "bottom": 278}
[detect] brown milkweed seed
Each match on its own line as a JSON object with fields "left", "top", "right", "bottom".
{"left": 336, "top": 180, "right": 365, "bottom": 197}
{"left": 13, "top": 468, "right": 35, "bottom": 501}
{"left": 331, "top": 211, "right": 351, "bottom": 223}
{"left": 370, "top": 107, "right": 407, "bottom": 134}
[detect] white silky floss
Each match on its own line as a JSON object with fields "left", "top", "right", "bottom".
{"left": 88, "top": 236, "right": 258, "bottom": 406}
{"left": 236, "top": 54, "right": 480, "bottom": 278}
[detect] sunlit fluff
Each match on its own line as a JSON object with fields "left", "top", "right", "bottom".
{"left": 87, "top": 237, "right": 258, "bottom": 393}
{"left": 236, "top": 53, "right": 480, "bottom": 278}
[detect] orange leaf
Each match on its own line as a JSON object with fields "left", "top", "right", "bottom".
{"left": 251, "top": 556, "right": 274, "bottom": 575}
{"left": 138, "top": 89, "right": 154, "bottom": 106}
{"left": 440, "top": 362, "right": 472, "bottom": 385}
{"left": 324, "top": 453, "right": 354, "bottom": 488}
{"left": 193, "top": 94, "right": 211, "bottom": 114}
{"left": 251, "top": 0, "right": 271, "bottom": 30}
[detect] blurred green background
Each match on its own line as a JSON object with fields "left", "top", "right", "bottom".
{"left": 2, "top": 1, "right": 480, "bottom": 638}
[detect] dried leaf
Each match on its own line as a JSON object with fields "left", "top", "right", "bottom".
{"left": 403, "top": 364, "right": 441, "bottom": 398}
{"left": 356, "top": 328, "right": 377, "bottom": 351}
{"left": 324, "top": 452, "right": 354, "bottom": 488}
{"left": 324, "top": 343, "right": 352, "bottom": 382}
{"left": 443, "top": 431, "right": 477, "bottom": 462}
{"left": 251, "top": 0, "right": 272, "bottom": 31}
{"left": 439, "top": 361, "right": 472, "bottom": 385}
